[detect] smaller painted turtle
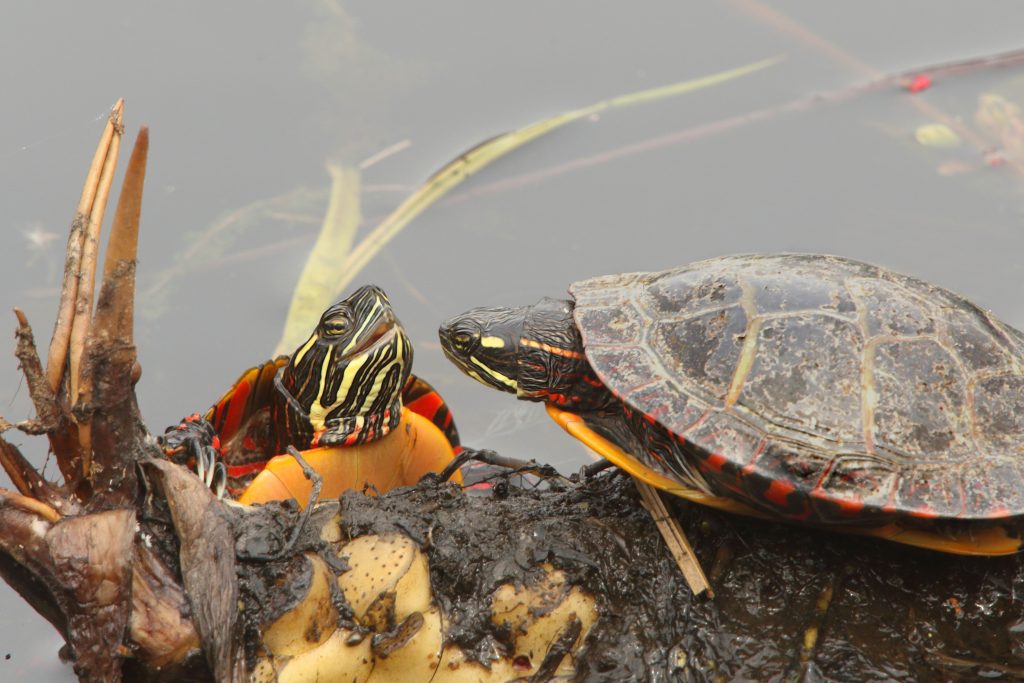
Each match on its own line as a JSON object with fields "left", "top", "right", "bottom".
{"left": 440, "top": 254, "right": 1024, "bottom": 555}
{"left": 163, "top": 285, "right": 460, "bottom": 504}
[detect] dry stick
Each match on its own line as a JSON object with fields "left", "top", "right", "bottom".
{"left": 444, "top": 46, "right": 1024, "bottom": 206}
{"left": 12, "top": 308, "right": 63, "bottom": 435}
{"left": 45, "top": 99, "right": 124, "bottom": 394}
{"left": 0, "top": 488, "right": 60, "bottom": 524}
{"left": 635, "top": 480, "right": 713, "bottom": 598}
{"left": 70, "top": 115, "right": 124, "bottom": 469}
{"left": 10, "top": 305, "right": 87, "bottom": 484}
{"left": 100, "top": 128, "right": 146, "bottom": 317}
{"left": 0, "top": 436, "right": 65, "bottom": 512}
{"left": 70, "top": 112, "right": 123, "bottom": 407}
{"left": 79, "top": 128, "right": 147, "bottom": 481}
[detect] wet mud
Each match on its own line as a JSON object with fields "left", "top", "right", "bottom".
{"left": 338, "top": 468, "right": 1024, "bottom": 681}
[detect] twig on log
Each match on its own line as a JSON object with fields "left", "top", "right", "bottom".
{"left": 46, "top": 99, "right": 124, "bottom": 395}
{"left": 10, "top": 308, "right": 82, "bottom": 483}
{"left": 0, "top": 487, "right": 60, "bottom": 523}
{"left": 73, "top": 108, "right": 126, "bottom": 476}
{"left": 69, "top": 103, "right": 124, "bottom": 416}
{"left": 13, "top": 308, "right": 62, "bottom": 432}
{"left": 0, "top": 436, "right": 68, "bottom": 513}
{"left": 77, "top": 127, "right": 148, "bottom": 501}
{"left": 635, "top": 480, "right": 713, "bottom": 598}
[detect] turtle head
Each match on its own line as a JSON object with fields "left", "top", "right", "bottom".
{"left": 280, "top": 285, "right": 412, "bottom": 445}
{"left": 440, "top": 305, "right": 527, "bottom": 394}
{"left": 440, "top": 298, "right": 608, "bottom": 409}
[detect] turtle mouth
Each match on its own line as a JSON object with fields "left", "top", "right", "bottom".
{"left": 350, "top": 318, "right": 397, "bottom": 357}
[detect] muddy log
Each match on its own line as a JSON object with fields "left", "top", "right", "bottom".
{"left": 0, "top": 113, "right": 1022, "bottom": 682}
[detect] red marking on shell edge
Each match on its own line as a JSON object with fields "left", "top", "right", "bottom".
{"left": 834, "top": 496, "right": 865, "bottom": 515}
{"left": 763, "top": 480, "right": 795, "bottom": 508}
{"left": 907, "top": 74, "right": 931, "bottom": 93}
{"left": 989, "top": 504, "right": 1011, "bottom": 518}
{"left": 227, "top": 461, "right": 268, "bottom": 478}
{"left": 912, "top": 505, "right": 939, "bottom": 520}
{"left": 809, "top": 489, "right": 864, "bottom": 517}
{"left": 406, "top": 392, "right": 443, "bottom": 420}
{"left": 705, "top": 452, "right": 727, "bottom": 473}
{"left": 220, "top": 376, "right": 254, "bottom": 440}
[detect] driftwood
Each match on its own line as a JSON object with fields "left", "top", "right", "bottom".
{"left": 0, "top": 106, "right": 1023, "bottom": 683}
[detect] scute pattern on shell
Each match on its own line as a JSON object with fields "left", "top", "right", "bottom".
{"left": 570, "top": 254, "right": 1024, "bottom": 521}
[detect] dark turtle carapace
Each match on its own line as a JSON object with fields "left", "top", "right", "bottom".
{"left": 440, "top": 254, "right": 1024, "bottom": 555}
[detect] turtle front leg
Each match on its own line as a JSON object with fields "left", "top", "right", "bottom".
{"left": 159, "top": 414, "right": 227, "bottom": 498}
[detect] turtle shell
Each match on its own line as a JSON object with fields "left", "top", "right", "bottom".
{"left": 570, "top": 253, "right": 1024, "bottom": 524}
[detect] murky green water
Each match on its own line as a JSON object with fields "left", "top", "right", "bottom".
{"left": 3, "top": 1, "right": 1024, "bottom": 679}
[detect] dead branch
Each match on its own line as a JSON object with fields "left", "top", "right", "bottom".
{"left": 47, "top": 100, "right": 124, "bottom": 395}
{"left": 76, "top": 128, "right": 148, "bottom": 500}
{"left": 69, "top": 105, "right": 124, "bottom": 422}
{"left": 0, "top": 436, "right": 74, "bottom": 513}
{"left": 636, "top": 480, "right": 713, "bottom": 598}
{"left": 10, "top": 308, "right": 82, "bottom": 484}
{"left": 13, "top": 308, "right": 62, "bottom": 432}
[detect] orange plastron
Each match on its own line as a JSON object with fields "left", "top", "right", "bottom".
{"left": 237, "top": 408, "right": 461, "bottom": 509}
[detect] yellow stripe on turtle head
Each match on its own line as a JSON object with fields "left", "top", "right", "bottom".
{"left": 292, "top": 331, "right": 320, "bottom": 367}
{"left": 470, "top": 355, "right": 518, "bottom": 390}
{"left": 480, "top": 336, "right": 507, "bottom": 349}
{"left": 308, "top": 344, "right": 343, "bottom": 432}
{"left": 342, "top": 301, "right": 382, "bottom": 355}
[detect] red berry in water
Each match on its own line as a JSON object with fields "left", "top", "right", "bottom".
{"left": 907, "top": 74, "right": 931, "bottom": 93}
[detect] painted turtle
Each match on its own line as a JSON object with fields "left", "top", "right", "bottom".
{"left": 163, "top": 284, "right": 461, "bottom": 504}
{"left": 439, "top": 253, "right": 1024, "bottom": 555}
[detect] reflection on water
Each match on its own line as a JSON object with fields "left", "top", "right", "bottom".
{"left": 3, "top": 1, "right": 1024, "bottom": 679}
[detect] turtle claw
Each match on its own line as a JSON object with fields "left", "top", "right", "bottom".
{"left": 211, "top": 461, "right": 227, "bottom": 500}
{"left": 196, "top": 444, "right": 214, "bottom": 486}
{"left": 159, "top": 416, "right": 227, "bottom": 498}
{"left": 195, "top": 444, "right": 227, "bottom": 499}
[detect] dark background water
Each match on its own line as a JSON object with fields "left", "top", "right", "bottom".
{"left": 3, "top": 2, "right": 1024, "bottom": 678}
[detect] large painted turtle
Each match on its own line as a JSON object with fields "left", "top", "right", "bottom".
{"left": 439, "top": 253, "right": 1024, "bottom": 555}
{"left": 164, "top": 284, "right": 460, "bottom": 504}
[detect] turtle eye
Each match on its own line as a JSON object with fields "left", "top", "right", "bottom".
{"left": 323, "top": 315, "right": 352, "bottom": 336}
{"left": 451, "top": 329, "right": 479, "bottom": 354}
